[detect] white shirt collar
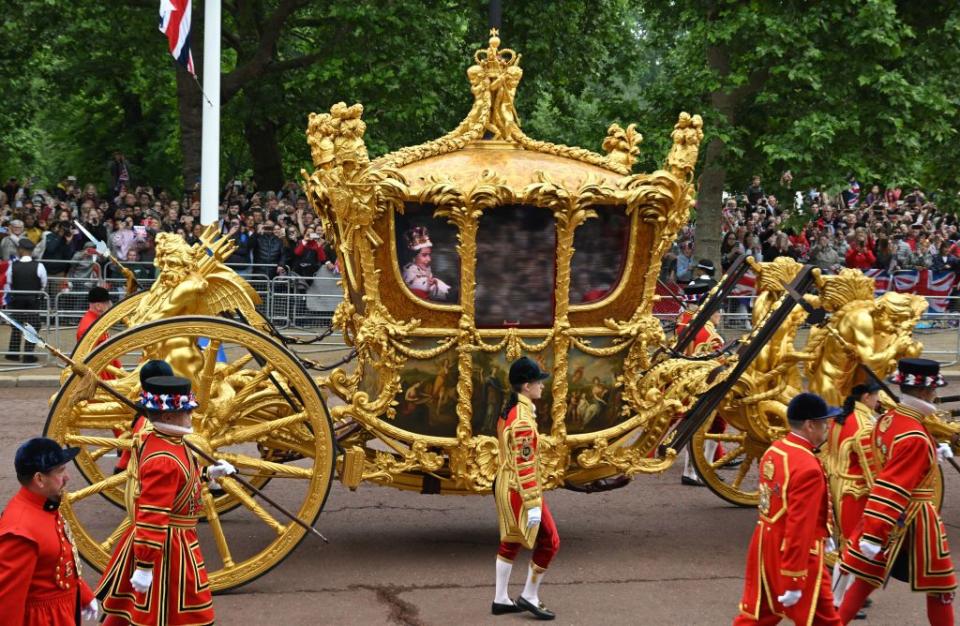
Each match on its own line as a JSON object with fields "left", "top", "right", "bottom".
{"left": 152, "top": 422, "right": 194, "bottom": 436}
{"left": 900, "top": 393, "right": 937, "bottom": 417}
{"left": 18, "top": 255, "right": 32, "bottom": 262}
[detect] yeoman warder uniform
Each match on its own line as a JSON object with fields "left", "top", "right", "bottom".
{"left": 837, "top": 358, "right": 956, "bottom": 625}
{"left": 733, "top": 393, "right": 843, "bottom": 625}
{"left": 97, "top": 374, "right": 235, "bottom": 626}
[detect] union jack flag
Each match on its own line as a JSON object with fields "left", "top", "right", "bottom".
{"left": 891, "top": 270, "right": 957, "bottom": 312}
{"left": 159, "top": 0, "right": 195, "bottom": 75}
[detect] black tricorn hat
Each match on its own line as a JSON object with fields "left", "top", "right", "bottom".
{"left": 87, "top": 286, "right": 111, "bottom": 304}
{"left": 696, "top": 259, "right": 716, "bottom": 275}
{"left": 509, "top": 356, "right": 550, "bottom": 386}
{"left": 15, "top": 437, "right": 79, "bottom": 477}
{"left": 787, "top": 392, "right": 843, "bottom": 422}
{"left": 889, "top": 357, "right": 947, "bottom": 388}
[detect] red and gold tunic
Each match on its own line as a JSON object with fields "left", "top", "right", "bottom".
{"left": 0, "top": 487, "right": 95, "bottom": 626}
{"left": 496, "top": 395, "right": 544, "bottom": 549}
{"left": 675, "top": 310, "right": 724, "bottom": 357}
{"left": 736, "top": 433, "right": 836, "bottom": 625}
{"left": 97, "top": 430, "right": 214, "bottom": 625}
{"left": 840, "top": 402, "right": 956, "bottom": 592}
{"left": 826, "top": 401, "right": 879, "bottom": 550}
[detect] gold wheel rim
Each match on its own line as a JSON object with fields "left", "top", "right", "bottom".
{"left": 46, "top": 316, "right": 334, "bottom": 591}
{"left": 691, "top": 412, "right": 773, "bottom": 507}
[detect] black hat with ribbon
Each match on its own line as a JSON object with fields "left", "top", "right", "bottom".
{"left": 139, "top": 375, "right": 199, "bottom": 413}
{"left": 889, "top": 357, "right": 947, "bottom": 388}
{"left": 15, "top": 437, "right": 80, "bottom": 478}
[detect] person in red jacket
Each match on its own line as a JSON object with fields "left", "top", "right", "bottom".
{"left": 97, "top": 373, "right": 235, "bottom": 626}
{"left": 0, "top": 437, "right": 99, "bottom": 624}
{"left": 844, "top": 238, "right": 876, "bottom": 269}
{"left": 732, "top": 393, "right": 843, "bottom": 625}
{"left": 76, "top": 286, "right": 122, "bottom": 381}
{"left": 837, "top": 358, "right": 956, "bottom": 625}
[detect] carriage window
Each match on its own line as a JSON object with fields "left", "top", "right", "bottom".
{"left": 570, "top": 206, "right": 629, "bottom": 304}
{"left": 395, "top": 203, "right": 460, "bottom": 303}
{"left": 475, "top": 205, "right": 556, "bottom": 327}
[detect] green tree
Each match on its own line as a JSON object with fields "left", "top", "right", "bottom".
{"left": 637, "top": 0, "right": 960, "bottom": 269}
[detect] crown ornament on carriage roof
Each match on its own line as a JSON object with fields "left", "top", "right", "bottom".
{"left": 474, "top": 28, "right": 520, "bottom": 70}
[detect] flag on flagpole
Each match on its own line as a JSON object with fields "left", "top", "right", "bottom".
{"left": 159, "top": 0, "right": 195, "bottom": 75}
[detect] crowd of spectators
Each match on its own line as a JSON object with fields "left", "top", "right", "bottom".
{"left": 0, "top": 158, "right": 337, "bottom": 295}
{"left": 665, "top": 172, "right": 960, "bottom": 283}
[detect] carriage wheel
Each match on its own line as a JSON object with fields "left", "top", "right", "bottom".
{"left": 691, "top": 412, "right": 773, "bottom": 507}
{"left": 45, "top": 316, "right": 334, "bottom": 591}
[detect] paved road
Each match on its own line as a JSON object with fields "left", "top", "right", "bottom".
{"left": 0, "top": 387, "right": 952, "bottom": 625}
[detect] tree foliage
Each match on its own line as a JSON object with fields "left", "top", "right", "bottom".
{"left": 1, "top": 0, "right": 957, "bottom": 217}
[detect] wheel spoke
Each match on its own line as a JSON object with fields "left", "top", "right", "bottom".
{"left": 66, "top": 470, "right": 127, "bottom": 503}
{"left": 704, "top": 432, "right": 746, "bottom": 443}
{"left": 217, "top": 476, "right": 287, "bottom": 535}
{"left": 730, "top": 454, "right": 755, "bottom": 490}
{"left": 210, "top": 411, "right": 308, "bottom": 448}
{"left": 217, "top": 452, "right": 313, "bottom": 479}
{"left": 65, "top": 435, "right": 133, "bottom": 450}
{"left": 201, "top": 486, "right": 235, "bottom": 568}
{"left": 73, "top": 415, "right": 134, "bottom": 430}
{"left": 100, "top": 517, "right": 132, "bottom": 552}
{"left": 196, "top": 339, "right": 222, "bottom": 409}
{"left": 709, "top": 445, "right": 745, "bottom": 470}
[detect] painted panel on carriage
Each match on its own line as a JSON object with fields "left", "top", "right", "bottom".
{"left": 570, "top": 207, "right": 630, "bottom": 304}
{"left": 565, "top": 339, "right": 625, "bottom": 435}
{"left": 395, "top": 203, "right": 460, "bottom": 303}
{"left": 393, "top": 341, "right": 462, "bottom": 437}
{"left": 470, "top": 348, "right": 554, "bottom": 437}
{"left": 475, "top": 205, "right": 556, "bottom": 328}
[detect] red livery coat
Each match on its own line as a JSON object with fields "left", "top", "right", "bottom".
{"left": 0, "top": 487, "right": 95, "bottom": 626}
{"left": 76, "top": 309, "right": 122, "bottom": 381}
{"left": 97, "top": 430, "right": 215, "bottom": 625}
{"left": 840, "top": 403, "right": 956, "bottom": 592}
{"left": 826, "top": 402, "right": 879, "bottom": 550}
{"left": 735, "top": 433, "right": 835, "bottom": 625}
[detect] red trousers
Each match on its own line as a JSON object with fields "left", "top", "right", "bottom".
{"left": 733, "top": 564, "right": 841, "bottom": 625}
{"left": 497, "top": 500, "right": 559, "bottom": 569}
{"left": 838, "top": 577, "right": 954, "bottom": 625}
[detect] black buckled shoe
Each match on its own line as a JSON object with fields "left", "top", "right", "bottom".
{"left": 681, "top": 475, "right": 705, "bottom": 487}
{"left": 491, "top": 601, "right": 523, "bottom": 615}
{"left": 516, "top": 596, "right": 555, "bottom": 620}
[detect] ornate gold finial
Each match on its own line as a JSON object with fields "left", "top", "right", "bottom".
{"left": 665, "top": 112, "right": 704, "bottom": 180}
{"left": 602, "top": 123, "right": 642, "bottom": 172}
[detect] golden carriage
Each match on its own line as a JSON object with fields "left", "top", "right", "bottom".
{"left": 43, "top": 31, "right": 954, "bottom": 591}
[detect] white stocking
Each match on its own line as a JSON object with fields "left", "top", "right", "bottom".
{"left": 494, "top": 557, "right": 513, "bottom": 605}
{"left": 521, "top": 563, "right": 546, "bottom": 606}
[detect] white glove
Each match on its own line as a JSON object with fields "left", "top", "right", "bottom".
{"left": 859, "top": 539, "right": 882, "bottom": 559}
{"left": 825, "top": 537, "right": 838, "bottom": 554}
{"left": 526, "top": 506, "right": 542, "bottom": 529}
{"left": 937, "top": 442, "right": 954, "bottom": 462}
{"left": 130, "top": 567, "right": 153, "bottom": 594}
{"left": 81, "top": 598, "right": 99, "bottom": 621}
{"left": 777, "top": 589, "right": 802, "bottom": 607}
{"left": 207, "top": 459, "right": 237, "bottom": 481}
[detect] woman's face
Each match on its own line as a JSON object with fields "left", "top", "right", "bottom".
{"left": 414, "top": 247, "right": 432, "bottom": 269}
{"left": 287, "top": 227, "right": 298, "bottom": 240}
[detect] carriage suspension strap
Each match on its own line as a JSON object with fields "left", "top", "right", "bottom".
{"left": 665, "top": 265, "right": 820, "bottom": 455}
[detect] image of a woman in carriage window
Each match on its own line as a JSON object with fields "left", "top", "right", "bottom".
{"left": 403, "top": 226, "right": 451, "bottom": 301}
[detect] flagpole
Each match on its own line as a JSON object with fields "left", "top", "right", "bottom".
{"left": 200, "top": 0, "right": 221, "bottom": 226}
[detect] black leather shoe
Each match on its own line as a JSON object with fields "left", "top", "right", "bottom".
{"left": 681, "top": 475, "right": 705, "bottom": 487}
{"left": 22, "top": 355, "right": 38, "bottom": 363}
{"left": 4, "top": 354, "right": 19, "bottom": 362}
{"left": 722, "top": 458, "right": 743, "bottom": 468}
{"left": 854, "top": 609, "right": 867, "bottom": 620}
{"left": 491, "top": 601, "right": 523, "bottom": 615}
{"left": 863, "top": 598, "right": 873, "bottom": 608}
{"left": 516, "top": 596, "right": 555, "bottom": 620}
